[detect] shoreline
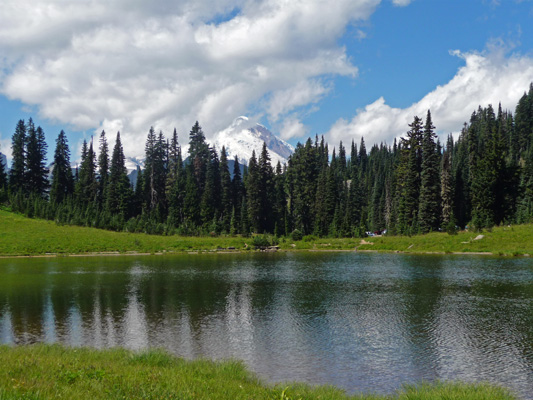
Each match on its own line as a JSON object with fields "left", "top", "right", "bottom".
{"left": 2, "top": 248, "right": 530, "bottom": 259}
{"left": 0, "top": 344, "right": 518, "bottom": 400}
{"left": 2, "top": 209, "right": 533, "bottom": 259}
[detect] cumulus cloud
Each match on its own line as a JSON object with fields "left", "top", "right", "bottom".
{"left": 279, "top": 117, "right": 308, "bottom": 140}
{"left": 0, "top": 0, "right": 380, "bottom": 157}
{"left": 327, "top": 50, "right": 533, "bottom": 147}
{"left": 0, "top": 137, "right": 11, "bottom": 160}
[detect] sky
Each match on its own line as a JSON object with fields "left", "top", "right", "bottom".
{"left": 0, "top": 0, "right": 533, "bottom": 162}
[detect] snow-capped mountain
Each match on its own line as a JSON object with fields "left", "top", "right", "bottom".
{"left": 123, "top": 117, "right": 294, "bottom": 179}
{"left": 213, "top": 116, "right": 294, "bottom": 166}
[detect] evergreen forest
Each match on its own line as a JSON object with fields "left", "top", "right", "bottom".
{"left": 1, "top": 84, "right": 533, "bottom": 239}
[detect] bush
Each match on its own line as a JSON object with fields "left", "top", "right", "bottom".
{"left": 252, "top": 235, "right": 270, "bottom": 248}
{"left": 302, "top": 234, "right": 317, "bottom": 242}
{"left": 291, "top": 229, "right": 303, "bottom": 241}
{"left": 446, "top": 221, "right": 458, "bottom": 235}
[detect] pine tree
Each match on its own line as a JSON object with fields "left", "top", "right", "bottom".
{"left": 142, "top": 127, "right": 168, "bottom": 218}
{"left": 50, "top": 130, "right": 74, "bottom": 205}
{"left": 188, "top": 121, "right": 210, "bottom": 195}
{"left": 98, "top": 130, "right": 110, "bottom": 206}
{"left": 183, "top": 163, "right": 200, "bottom": 226}
{"left": 246, "top": 151, "right": 261, "bottom": 233}
{"left": 219, "top": 147, "right": 232, "bottom": 232}
{"left": 441, "top": 134, "right": 455, "bottom": 228}
{"left": 166, "top": 129, "right": 181, "bottom": 199}
{"left": 418, "top": 110, "right": 441, "bottom": 233}
{"left": 76, "top": 138, "right": 98, "bottom": 205}
{"left": 9, "top": 120, "right": 27, "bottom": 194}
{"left": 25, "top": 120, "right": 49, "bottom": 197}
{"left": 289, "top": 138, "right": 320, "bottom": 234}
{"left": 106, "top": 132, "right": 133, "bottom": 223}
{"left": 397, "top": 116, "right": 423, "bottom": 234}
{"left": 166, "top": 129, "right": 185, "bottom": 228}
{"left": 231, "top": 156, "right": 244, "bottom": 233}
{"left": 273, "top": 161, "right": 287, "bottom": 236}
{"left": 257, "top": 142, "right": 274, "bottom": 232}
{"left": 359, "top": 137, "right": 368, "bottom": 174}
{"left": 200, "top": 147, "right": 221, "bottom": 227}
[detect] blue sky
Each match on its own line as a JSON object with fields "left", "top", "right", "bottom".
{"left": 0, "top": 0, "right": 532, "bottom": 162}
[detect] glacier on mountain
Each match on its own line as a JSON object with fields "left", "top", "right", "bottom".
{"left": 212, "top": 116, "right": 294, "bottom": 166}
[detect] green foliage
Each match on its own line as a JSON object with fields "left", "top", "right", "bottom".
{"left": 0, "top": 345, "right": 517, "bottom": 400}
{"left": 252, "top": 234, "right": 271, "bottom": 248}
{"left": 4, "top": 83, "right": 533, "bottom": 241}
{"left": 446, "top": 220, "right": 458, "bottom": 235}
{"left": 291, "top": 229, "right": 303, "bottom": 241}
{"left": 49, "top": 130, "right": 74, "bottom": 205}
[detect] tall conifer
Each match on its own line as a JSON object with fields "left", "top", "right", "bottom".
{"left": 418, "top": 110, "right": 441, "bottom": 233}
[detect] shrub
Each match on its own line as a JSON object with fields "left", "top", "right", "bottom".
{"left": 446, "top": 221, "right": 458, "bottom": 235}
{"left": 291, "top": 229, "right": 303, "bottom": 241}
{"left": 252, "top": 235, "right": 270, "bottom": 248}
{"left": 302, "top": 234, "right": 317, "bottom": 242}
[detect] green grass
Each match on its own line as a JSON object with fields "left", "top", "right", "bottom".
{"left": 357, "top": 225, "right": 533, "bottom": 255}
{"left": 1, "top": 208, "right": 533, "bottom": 256}
{"left": 0, "top": 209, "right": 248, "bottom": 256}
{"left": 0, "top": 345, "right": 517, "bottom": 400}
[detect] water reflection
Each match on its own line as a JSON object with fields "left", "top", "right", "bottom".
{"left": 1, "top": 253, "right": 533, "bottom": 397}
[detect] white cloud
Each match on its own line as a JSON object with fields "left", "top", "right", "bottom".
{"left": 267, "top": 80, "right": 331, "bottom": 122}
{"left": 0, "top": 137, "right": 11, "bottom": 161}
{"left": 279, "top": 117, "right": 308, "bottom": 140}
{"left": 0, "top": 0, "right": 381, "bottom": 157}
{"left": 327, "top": 50, "right": 533, "bottom": 147}
{"left": 391, "top": 0, "right": 413, "bottom": 6}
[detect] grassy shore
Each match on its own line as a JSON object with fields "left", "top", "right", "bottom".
{"left": 0, "top": 345, "right": 517, "bottom": 400}
{"left": 1, "top": 208, "right": 533, "bottom": 256}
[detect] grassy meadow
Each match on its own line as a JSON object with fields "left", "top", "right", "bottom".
{"left": 0, "top": 345, "right": 517, "bottom": 400}
{"left": 1, "top": 208, "right": 533, "bottom": 256}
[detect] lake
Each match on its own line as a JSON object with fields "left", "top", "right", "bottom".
{"left": 1, "top": 252, "right": 533, "bottom": 397}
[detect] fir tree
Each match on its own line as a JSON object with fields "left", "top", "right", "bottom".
{"left": 219, "top": 147, "right": 232, "bottom": 232}
{"left": 166, "top": 129, "right": 185, "bottom": 228}
{"left": 231, "top": 156, "right": 244, "bottom": 233}
{"left": 50, "top": 130, "right": 74, "bottom": 205}
{"left": 143, "top": 127, "right": 168, "bottom": 218}
{"left": 273, "top": 161, "right": 287, "bottom": 236}
{"left": 397, "top": 116, "right": 423, "bottom": 234}
{"left": 98, "top": 130, "right": 110, "bottom": 205}
{"left": 289, "top": 138, "right": 319, "bottom": 234}
{"left": 246, "top": 151, "right": 261, "bottom": 233}
{"left": 441, "top": 134, "right": 455, "bottom": 228}
{"left": 106, "top": 132, "right": 133, "bottom": 222}
{"left": 418, "top": 110, "right": 441, "bottom": 233}
{"left": 76, "top": 138, "right": 98, "bottom": 205}
{"left": 257, "top": 142, "right": 274, "bottom": 232}
{"left": 188, "top": 121, "right": 210, "bottom": 194}
{"left": 9, "top": 120, "right": 27, "bottom": 194}
{"left": 200, "top": 147, "right": 221, "bottom": 227}
{"left": 183, "top": 163, "right": 200, "bottom": 226}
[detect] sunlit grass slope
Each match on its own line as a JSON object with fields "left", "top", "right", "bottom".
{"left": 357, "top": 224, "right": 533, "bottom": 255}
{"left": 1, "top": 208, "right": 533, "bottom": 256}
{"left": 0, "top": 209, "right": 247, "bottom": 255}
{"left": 0, "top": 345, "right": 517, "bottom": 400}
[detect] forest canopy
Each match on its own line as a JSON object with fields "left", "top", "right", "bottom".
{"left": 1, "top": 84, "right": 533, "bottom": 238}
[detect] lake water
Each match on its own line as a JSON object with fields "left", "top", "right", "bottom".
{"left": 1, "top": 252, "right": 533, "bottom": 397}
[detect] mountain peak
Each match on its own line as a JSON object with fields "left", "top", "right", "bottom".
{"left": 213, "top": 117, "right": 294, "bottom": 166}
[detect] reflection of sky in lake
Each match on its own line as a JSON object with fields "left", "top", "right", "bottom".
{"left": 1, "top": 253, "right": 533, "bottom": 398}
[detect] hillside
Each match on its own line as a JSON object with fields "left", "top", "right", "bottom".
{"left": 1, "top": 209, "right": 533, "bottom": 257}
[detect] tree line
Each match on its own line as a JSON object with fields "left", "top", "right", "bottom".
{"left": 1, "top": 83, "right": 533, "bottom": 238}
